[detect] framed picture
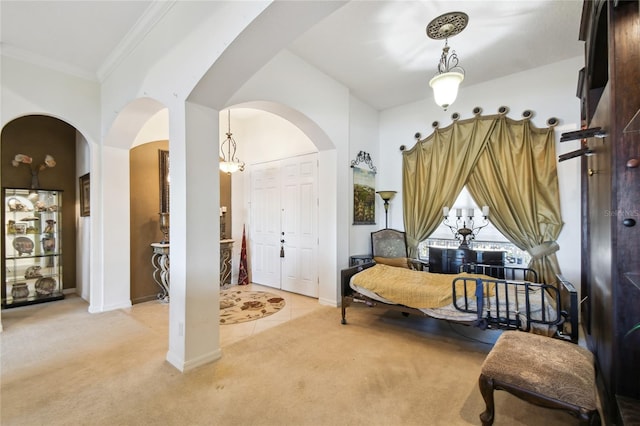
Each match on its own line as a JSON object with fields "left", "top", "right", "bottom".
{"left": 353, "top": 166, "right": 376, "bottom": 224}
{"left": 351, "top": 151, "right": 377, "bottom": 225}
{"left": 79, "top": 173, "right": 90, "bottom": 217}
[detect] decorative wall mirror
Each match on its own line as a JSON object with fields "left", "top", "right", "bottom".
{"left": 159, "top": 150, "right": 169, "bottom": 213}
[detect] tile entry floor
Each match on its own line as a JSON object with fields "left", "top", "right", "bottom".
{"left": 220, "top": 283, "right": 325, "bottom": 347}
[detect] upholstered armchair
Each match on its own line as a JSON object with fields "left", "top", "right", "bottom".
{"left": 371, "top": 229, "right": 427, "bottom": 270}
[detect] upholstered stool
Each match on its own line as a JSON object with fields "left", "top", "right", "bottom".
{"left": 479, "top": 331, "right": 600, "bottom": 425}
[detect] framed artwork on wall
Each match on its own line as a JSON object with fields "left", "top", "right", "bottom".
{"left": 351, "top": 151, "right": 376, "bottom": 225}
{"left": 79, "top": 173, "right": 90, "bottom": 217}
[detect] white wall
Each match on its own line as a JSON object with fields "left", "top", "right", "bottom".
{"left": 133, "top": 109, "right": 170, "bottom": 148}
{"left": 75, "top": 132, "right": 91, "bottom": 301}
{"left": 0, "top": 56, "right": 101, "bottom": 138}
{"left": 379, "top": 56, "right": 584, "bottom": 288}
{"left": 348, "top": 96, "right": 380, "bottom": 256}
{"left": 230, "top": 109, "right": 317, "bottom": 165}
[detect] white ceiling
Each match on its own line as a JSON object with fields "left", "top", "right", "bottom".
{"left": 0, "top": 0, "right": 584, "bottom": 111}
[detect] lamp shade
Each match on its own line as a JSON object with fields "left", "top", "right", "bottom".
{"left": 219, "top": 161, "right": 242, "bottom": 174}
{"left": 429, "top": 71, "right": 464, "bottom": 110}
{"left": 376, "top": 190, "right": 397, "bottom": 201}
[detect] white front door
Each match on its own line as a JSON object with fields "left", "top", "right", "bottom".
{"left": 250, "top": 164, "right": 281, "bottom": 287}
{"left": 280, "top": 154, "right": 318, "bottom": 297}
{"left": 250, "top": 154, "right": 318, "bottom": 297}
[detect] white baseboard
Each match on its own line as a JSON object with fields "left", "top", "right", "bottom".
{"left": 318, "top": 297, "right": 337, "bottom": 307}
{"left": 88, "top": 300, "right": 132, "bottom": 313}
{"left": 166, "top": 348, "right": 222, "bottom": 372}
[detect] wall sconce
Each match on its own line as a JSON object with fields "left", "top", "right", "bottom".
{"left": 426, "top": 12, "right": 468, "bottom": 110}
{"left": 442, "top": 206, "right": 489, "bottom": 249}
{"left": 376, "top": 190, "right": 397, "bottom": 229}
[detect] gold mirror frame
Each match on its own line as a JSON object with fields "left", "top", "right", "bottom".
{"left": 159, "top": 150, "right": 169, "bottom": 213}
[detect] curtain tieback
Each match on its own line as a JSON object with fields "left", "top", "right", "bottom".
{"left": 527, "top": 241, "right": 559, "bottom": 260}
{"left": 406, "top": 236, "right": 419, "bottom": 250}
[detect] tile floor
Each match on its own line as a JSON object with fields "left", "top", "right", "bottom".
{"left": 219, "top": 283, "right": 325, "bottom": 347}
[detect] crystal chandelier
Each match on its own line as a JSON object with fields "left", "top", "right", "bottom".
{"left": 426, "top": 12, "right": 468, "bottom": 110}
{"left": 219, "top": 109, "right": 245, "bottom": 174}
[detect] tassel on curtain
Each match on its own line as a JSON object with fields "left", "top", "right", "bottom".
{"left": 402, "top": 108, "right": 563, "bottom": 284}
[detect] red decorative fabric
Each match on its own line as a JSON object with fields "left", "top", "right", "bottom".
{"left": 238, "top": 225, "right": 249, "bottom": 285}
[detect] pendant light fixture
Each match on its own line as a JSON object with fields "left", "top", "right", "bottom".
{"left": 427, "top": 12, "right": 468, "bottom": 110}
{"left": 219, "top": 109, "right": 245, "bottom": 174}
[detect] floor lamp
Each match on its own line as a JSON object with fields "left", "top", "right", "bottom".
{"left": 376, "top": 190, "right": 397, "bottom": 229}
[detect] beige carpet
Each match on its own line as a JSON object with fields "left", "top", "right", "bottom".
{"left": 0, "top": 296, "right": 582, "bottom": 425}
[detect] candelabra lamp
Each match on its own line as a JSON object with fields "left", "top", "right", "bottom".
{"left": 442, "top": 206, "right": 490, "bottom": 249}
{"left": 376, "top": 190, "right": 397, "bottom": 229}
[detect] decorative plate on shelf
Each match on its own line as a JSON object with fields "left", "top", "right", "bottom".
{"left": 12, "top": 237, "right": 34, "bottom": 255}
{"left": 25, "top": 265, "right": 43, "bottom": 279}
{"left": 35, "top": 277, "right": 57, "bottom": 296}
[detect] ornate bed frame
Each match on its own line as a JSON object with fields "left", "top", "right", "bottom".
{"left": 340, "top": 262, "right": 579, "bottom": 343}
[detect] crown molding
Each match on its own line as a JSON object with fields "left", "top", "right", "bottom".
{"left": 1, "top": 43, "right": 97, "bottom": 82}
{"left": 97, "top": 0, "right": 177, "bottom": 82}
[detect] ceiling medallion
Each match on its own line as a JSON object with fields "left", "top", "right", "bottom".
{"left": 426, "top": 12, "right": 469, "bottom": 40}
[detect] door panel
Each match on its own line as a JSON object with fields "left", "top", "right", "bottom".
{"left": 281, "top": 155, "right": 318, "bottom": 297}
{"left": 250, "top": 165, "right": 281, "bottom": 287}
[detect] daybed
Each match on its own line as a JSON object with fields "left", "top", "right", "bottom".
{"left": 340, "top": 261, "right": 578, "bottom": 343}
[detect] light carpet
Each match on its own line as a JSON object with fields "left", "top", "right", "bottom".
{"left": 0, "top": 296, "right": 582, "bottom": 425}
{"left": 220, "top": 290, "right": 285, "bottom": 324}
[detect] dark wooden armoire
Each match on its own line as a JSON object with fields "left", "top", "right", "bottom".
{"left": 578, "top": 1, "right": 640, "bottom": 423}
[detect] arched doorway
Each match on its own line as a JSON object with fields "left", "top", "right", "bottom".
{"left": 0, "top": 115, "right": 89, "bottom": 307}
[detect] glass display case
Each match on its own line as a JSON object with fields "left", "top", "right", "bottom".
{"left": 2, "top": 188, "right": 64, "bottom": 308}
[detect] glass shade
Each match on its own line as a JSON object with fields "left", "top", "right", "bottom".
{"left": 219, "top": 161, "right": 243, "bottom": 174}
{"left": 376, "top": 190, "right": 397, "bottom": 201}
{"left": 429, "top": 71, "right": 464, "bottom": 110}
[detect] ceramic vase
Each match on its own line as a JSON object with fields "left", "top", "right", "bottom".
{"left": 11, "top": 283, "right": 29, "bottom": 299}
{"left": 42, "top": 236, "right": 55, "bottom": 253}
{"left": 159, "top": 212, "right": 169, "bottom": 243}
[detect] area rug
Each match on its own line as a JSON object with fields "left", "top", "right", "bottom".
{"left": 219, "top": 290, "right": 286, "bottom": 324}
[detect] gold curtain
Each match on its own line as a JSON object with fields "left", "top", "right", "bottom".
{"left": 402, "top": 114, "right": 563, "bottom": 284}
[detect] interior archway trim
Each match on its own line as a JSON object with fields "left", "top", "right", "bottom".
{"left": 228, "top": 100, "right": 335, "bottom": 151}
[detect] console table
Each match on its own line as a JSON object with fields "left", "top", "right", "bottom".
{"left": 150, "top": 243, "right": 170, "bottom": 302}
{"left": 220, "top": 239, "right": 234, "bottom": 288}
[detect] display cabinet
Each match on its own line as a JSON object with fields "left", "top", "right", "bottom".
{"left": 2, "top": 188, "right": 64, "bottom": 308}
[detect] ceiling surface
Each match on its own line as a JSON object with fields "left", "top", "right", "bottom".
{"left": 0, "top": 0, "right": 585, "bottom": 111}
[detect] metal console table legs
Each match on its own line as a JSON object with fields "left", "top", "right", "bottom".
{"left": 151, "top": 243, "right": 170, "bottom": 302}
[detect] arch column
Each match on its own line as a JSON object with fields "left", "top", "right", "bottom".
{"left": 166, "top": 101, "right": 221, "bottom": 371}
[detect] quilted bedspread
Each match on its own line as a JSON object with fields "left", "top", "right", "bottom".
{"left": 351, "top": 264, "right": 493, "bottom": 309}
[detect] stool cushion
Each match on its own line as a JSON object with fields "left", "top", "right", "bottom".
{"left": 481, "top": 331, "right": 596, "bottom": 410}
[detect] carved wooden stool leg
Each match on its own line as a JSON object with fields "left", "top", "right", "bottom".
{"left": 479, "top": 373, "right": 495, "bottom": 426}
